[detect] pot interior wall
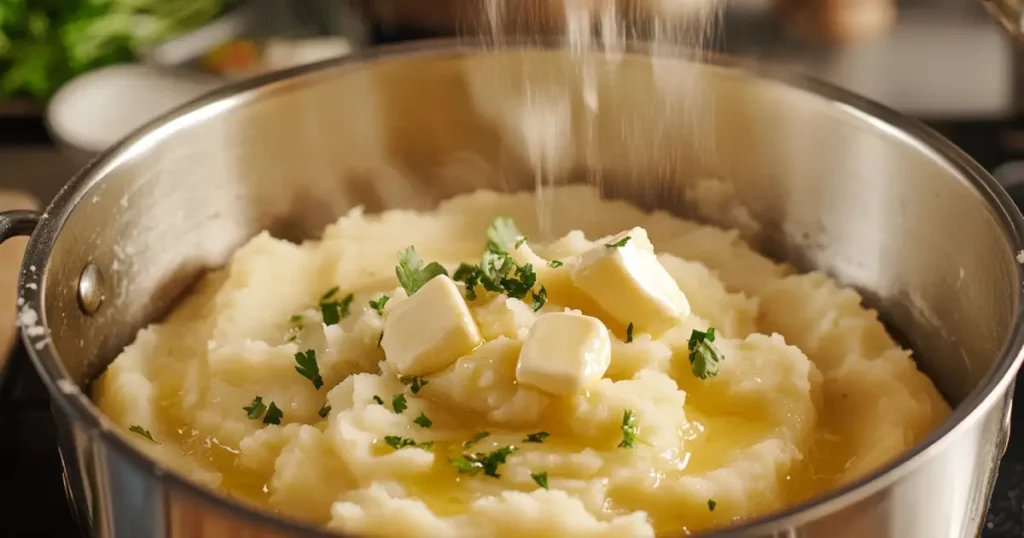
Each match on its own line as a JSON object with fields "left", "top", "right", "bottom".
{"left": 40, "top": 47, "right": 1020, "bottom": 410}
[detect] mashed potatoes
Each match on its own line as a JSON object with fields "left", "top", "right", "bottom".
{"left": 92, "top": 186, "right": 951, "bottom": 537}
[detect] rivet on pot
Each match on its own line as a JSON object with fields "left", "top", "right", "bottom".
{"left": 77, "top": 264, "right": 105, "bottom": 316}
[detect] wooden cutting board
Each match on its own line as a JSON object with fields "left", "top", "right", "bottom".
{"left": 0, "top": 190, "right": 39, "bottom": 371}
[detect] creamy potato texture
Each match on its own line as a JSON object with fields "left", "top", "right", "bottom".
{"left": 92, "top": 186, "right": 951, "bottom": 537}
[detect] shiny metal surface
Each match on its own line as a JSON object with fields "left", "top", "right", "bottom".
{"left": 7, "top": 40, "right": 1024, "bottom": 538}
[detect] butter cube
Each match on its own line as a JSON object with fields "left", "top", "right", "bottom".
{"left": 382, "top": 276, "right": 483, "bottom": 376}
{"left": 516, "top": 312, "right": 612, "bottom": 395}
{"left": 571, "top": 227, "right": 690, "bottom": 334}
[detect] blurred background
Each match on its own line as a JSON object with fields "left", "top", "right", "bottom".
{"left": 2, "top": 0, "right": 1024, "bottom": 536}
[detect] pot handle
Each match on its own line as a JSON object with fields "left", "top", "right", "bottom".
{"left": 0, "top": 210, "right": 40, "bottom": 243}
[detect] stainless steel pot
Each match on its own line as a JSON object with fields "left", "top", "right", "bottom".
{"left": 2, "top": 39, "right": 1024, "bottom": 538}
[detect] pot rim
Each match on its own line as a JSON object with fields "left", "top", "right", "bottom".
{"left": 18, "top": 37, "right": 1024, "bottom": 537}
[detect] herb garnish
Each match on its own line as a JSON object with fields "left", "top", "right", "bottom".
{"left": 244, "top": 396, "right": 283, "bottom": 424}
{"left": 707, "top": 499, "right": 717, "bottom": 511}
{"left": 463, "top": 431, "right": 490, "bottom": 448}
{"left": 263, "top": 402, "right": 283, "bottom": 425}
{"left": 373, "top": 395, "right": 385, "bottom": 405}
{"left": 449, "top": 445, "right": 518, "bottom": 478}
{"left": 606, "top": 236, "right": 632, "bottom": 248}
{"left": 531, "top": 472, "right": 549, "bottom": 489}
{"left": 515, "top": 236, "right": 529, "bottom": 249}
{"left": 396, "top": 246, "right": 449, "bottom": 295}
{"left": 414, "top": 413, "right": 433, "bottom": 428}
{"left": 369, "top": 295, "right": 390, "bottom": 316}
{"left": 626, "top": 322, "right": 634, "bottom": 343}
{"left": 318, "top": 402, "right": 331, "bottom": 418}
{"left": 618, "top": 409, "right": 639, "bottom": 449}
{"left": 401, "top": 376, "right": 429, "bottom": 394}
{"left": 128, "top": 425, "right": 157, "bottom": 443}
{"left": 687, "top": 328, "right": 725, "bottom": 380}
{"left": 452, "top": 218, "right": 547, "bottom": 309}
{"left": 523, "top": 432, "right": 550, "bottom": 443}
{"left": 294, "top": 349, "right": 323, "bottom": 389}
{"left": 319, "top": 287, "right": 354, "bottom": 326}
{"left": 487, "top": 216, "right": 523, "bottom": 252}
{"left": 392, "top": 394, "right": 408, "bottom": 414}
{"left": 547, "top": 260, "right": 563, "bottom": 268}
{"left": 244, "top": 396, "right": 267, "bottom": 419}
{"left": 384, "top": 435, "right": 433, "bottom": 451}
{"left": 287, "top": 314, "right": 303, "bottom": 342}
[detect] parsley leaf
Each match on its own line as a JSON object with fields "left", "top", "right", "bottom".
{"left": 373, "top": 395, "right": 385, "bottom": 405}
{"left": 515, "top": 236, "right": 529, "bottom": 249}
{"left": 384, "top": 435, "right": 433, "bottom": 451}
{"left": 319, "top": 287, "right": 354, "bottom": 326}
{"left": 414, "top": 412, "right": 433, "bottom": 428}
{"left": 626, "top": 322, "right": 634, "bottom": 343}
{"left": 531, "top": 472, "right": 549, "bottom": 489}
{"left": 707, "top": 499, "right": 717, "bottom": 511}
{"left": 318, "top": 401, "right": 331, "bottom": 418}
{"left": 294, "top": 349, "right": 324, "bottom": 390}
{"left": 449, "top": 445, "right": 518, "bottom": 478}
{"left": 401, "top": 376, "right": 430, "bottom": 394}
{"left": 244, "top": 396, "right": 267, "bottom": 419}
{"left": 264, "top": 402, "right": 283, "bottom": 425}
{"left": 523, "top": 432, "right": 549, "bottom": 443}
{"left": 369, "top": 295, "right": 390, "bottom": 316}
{"left": 463, "top": 431, "right": 490, "bottom": 448}
{"left": 618, "top": 409, "right": 639, "bottom": 449}
{"left": 487, "top": 216, "right": 523, "bottom": 253}
{"left": 531, "top": 285, "right": 547, "bottom": 312}
{"left": 606, "top": 236, "right": 631, "bottom": 248}
{"left": 396, "top": 246, "right": 449, "bottom": 295}
{"left": 687, "top": 328, "right": 725, "bottom": 380}
{"left": 287, "top": 314, "right": 303, "bottom": 342}
{"left": 547, "top": 260, "right": 563, "bottom": 268}
{"left": 128, "top": 425, "right": 157, "bottom": 443}
{"left": 392, "top": 394, "right": 408, "bottom": 414}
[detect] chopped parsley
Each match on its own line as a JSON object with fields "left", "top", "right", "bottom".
{"left": 401, "top": 376, "right": 429, "bottom": 394}
{"left": 128, "top": 425, "right": 157, "bottom": 443}
{"left": 319, "top": 287, "right": 354, "bottom": 326}
{"left": 373, "top": 395, "right": 385, "bottom": 405}
{"left": 414, "top": 412, "right": 433, "bottom": 428}
{"left": 452, "top": 218, "right": 547, "bottom": 308}
{"left": 687, "top": 328, "right": 725, "bottom": 380}
{"left": 487, "top": 216, "right": 523, "bottom": 252}
{"left": 244, "top": 396, "right": 283, "bottom": 425}
{"left": 463, "top": 431, "right": 490, "bottom": 448}
{"left": 318, "top": 402, "right": 331, "bottom": 418}
{"left": 263, "top": 402, "right": 283, "bottom": 425}
{"left": 449, "top": 445, "right": 518, "bottom": 478}
{"left": 523, "top": 432, "right": 550, "bottom": 443}
{"left": 531, "top": 472, "right": 549, "bottom": 489}
{"left": 384, "top": 435, "right": 433, "bottom": 451}
{"left": 531, "top": 285, "right": 547, "bottom": 312}
{"left": 244, "top": 396, "right": 267, "bottom": 419}
{"left": 395, "top": 246, "right": 449, "bottom": 295}
{"left": 392, "top": 393, "right": 408, "bottom": 414}
{"left": 294, "top": 349, "right": 324, "bottom": 390}
{"left": 617, "top": 409, "right": 639, "bottom": 449}
{"left": 369, "top": 295, "right": 390, "bottom": 316}
{"left": 547, "top": 260, "right": 563, "bottom": 268}
{"left": 287, "top": 314, "right": 303, "bottom": 342}
{"left": 707, "top": 499, "right": 717, "bottom": 512}
{"left": 606, "top": 236, "right": 631, "bottom": 248}
{"left": 626, "top": 322, "right": 634, "bottom": 343}
{"left": 515, "top": 236, "right": 529, "bottom": 249}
